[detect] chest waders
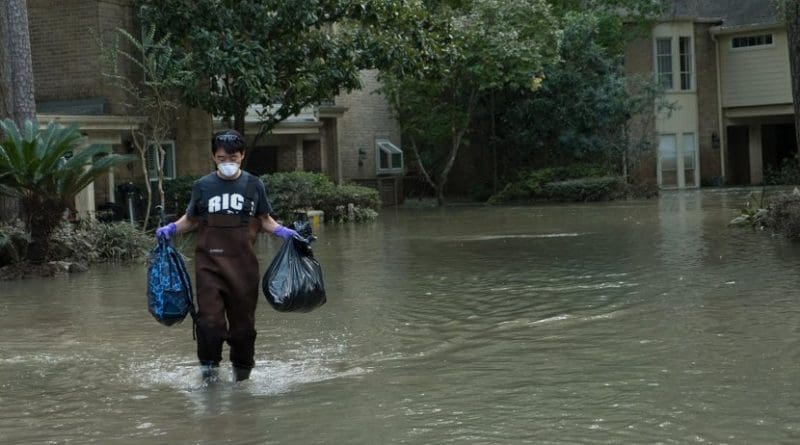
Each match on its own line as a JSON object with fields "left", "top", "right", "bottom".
{"left": 194, "top": 177, "right": 261, "bottom": 377}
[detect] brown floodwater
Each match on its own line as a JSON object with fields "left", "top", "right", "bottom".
{"left": 2, "top": 188, "right": 800, "bottom": 444}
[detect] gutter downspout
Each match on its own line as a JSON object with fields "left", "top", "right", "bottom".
{"left": 711, "top": 32, "right": 726, "bottom": 185}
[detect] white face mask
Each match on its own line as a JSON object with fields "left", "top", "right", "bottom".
{"left": 217, "top": 162, "right": 240, "bottom": 178}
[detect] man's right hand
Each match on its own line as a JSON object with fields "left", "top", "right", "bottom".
{"left": 156, "top": 222, "right": 177, "bottom": 240}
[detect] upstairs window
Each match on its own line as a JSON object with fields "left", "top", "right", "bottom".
{"left": 146, "top": 141, "right": 176, "bottom": 181}
{"left": 679, "top": 36, "right": 693, "bottom": 90}
{"left": 375, "top": 139, "right": 403, "bottom": 175}
{"left": 654, "top": 36, "right": 693, "bottom": 91}
{"left": 655, "top": 37, "right": 673, "bottom": 89}
{"left": 732, "top": 34, "right": 773, "bottom": 49}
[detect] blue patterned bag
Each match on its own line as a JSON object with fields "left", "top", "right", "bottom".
{"left": 147, "top": 238, "right": 195, "bottom": 326}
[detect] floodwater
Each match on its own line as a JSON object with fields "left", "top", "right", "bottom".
{"left": 2, "top": 188, "right": 800, "bottom": 444}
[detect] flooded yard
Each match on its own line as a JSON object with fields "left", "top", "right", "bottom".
{"left": 2, "top": 188, "right": 799, "bottom": 444}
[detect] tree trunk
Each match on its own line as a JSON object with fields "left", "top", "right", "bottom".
{"left": 434, "top": 90, "right": 478, "bottom": 206}
{"left": 787, "top": 2, "right": 800, "bottom": 152}
{"left": 233, "top": 105, "right": 246, "bottom": 137}
{"left": 0, "top": 0, "right": 36, "bottom": 125}
{"left": 0, "top": 0, "right": 36, "bottom": 222}
{"left": 22, "top": 196, "right": 62, "bottom": 264}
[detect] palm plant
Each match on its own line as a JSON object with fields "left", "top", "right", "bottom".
{"left": 0, "top": 119, "right": 137, "bottom": 263}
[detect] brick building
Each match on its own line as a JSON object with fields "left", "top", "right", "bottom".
{"left": 13, "top": 0, "right": 403, "bottom": 217}
{"left": 625, "top": 0, "right": 795, "bottom": 188}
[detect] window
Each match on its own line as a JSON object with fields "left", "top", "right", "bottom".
{"left": 375, "top": 139, "right": 403, "bottom": 175}
{"left": 679, "top": 37, "right": 693, "bottom": 90}
{"left": 732, "top": 34, "right": 773, "bottom": 49}
{"left": 146, "top": 141, "right": 176, "bottom": 181}
{"left": 655, "top": 38, "right": 673, "bottom": 89}
{"left": 655, "top": 36, "right": 694, "bottom": 91}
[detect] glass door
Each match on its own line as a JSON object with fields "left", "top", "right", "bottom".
{"left": 681, "top": 133, "right": 697, "bottom": 188}
{"left": 658, "top": 134, "right": 678, "bottom": 187}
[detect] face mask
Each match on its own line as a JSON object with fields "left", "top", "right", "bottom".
{"left": 218, "top": 162, "right": 240, "bottom": 178}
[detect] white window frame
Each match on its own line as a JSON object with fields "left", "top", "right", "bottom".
{"left": 655, "top": 37, "right": 673, "bottom": 90}
{"left": 679, "top": 36, "right": 693, "bottom": 90}
{"left": 146, "top": 141, "right": 176, "bottom": 181}
{"left": 658, "top": 133, "right": 678, "bottom": 187}
{"left": 654, "top": 35, "right": 694, "bottom": 92}
{"left": 375, "top": 139, "right": 403, "bottom": 175}
{"left": 731, "top": 33, "right": 774, "bottom": 51}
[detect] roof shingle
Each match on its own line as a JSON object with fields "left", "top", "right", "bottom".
{"left": 661, "top": 0, "right": 781, "bottom": 27}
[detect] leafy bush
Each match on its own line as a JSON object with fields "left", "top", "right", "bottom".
{"left": 764, "top": 157, "right": 800, "bottom": 185}
{"left": 487, "top": 164, "right": 610, "bottom": 204}
{"left": 51, "top": 220, "right": 152, "bottom": 263}
{"left": 262, "top": 172, "right": 380, "bottom": 222}
{"left": 0, "top": 221, "right": 30, "bottom": 267}
{"left": 763, "top": 192, "right": 800, "bottom": 240}
{"left": 162, "top": 175, "right": 200, "bottom": 215}
{"left": 540, "top": 176, "right": 625, "bottom": 202}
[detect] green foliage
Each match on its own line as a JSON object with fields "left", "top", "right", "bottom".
{"left": 99, "top": 25, "right": 194, "bottom": 230}
{"left": 262, "top": 171, "right": 335, "bottom": 218}
{"left": 539, "top": 176, "right": 625, "bottom": 202}
{"left": 319, "top": 184, "right": 381, "bottom": 222}
{"left": 162, "top": 175, "right": 200, "bottom": 215}
{"left": 51, "top": 220, "right": 152, "bottom": 264}
{"left": 487, "top": 164, "right": 609, "bottom": 204}
{"left": 546, "top": 0, "right": 663, "bottom": 54}
{"left": 763, "top": 192, "right": 800, "bottom": 240}
{"left": 764, "top": 156, "right": 800, "bottom": 185}
{"left": 494, "top": 11, "right": 663, "bottom": 177}
{"left": 0, "top": 120, "right": 135, "bottom": 202}
{"left": 0, "top": 219, "right": 150, "bottom": 268}
{"left": 0, "top": 119, "right": 136, "bottom": 262}
{"left": 261, "top": 172, "right": 380, "bottom": 222}
{"left": 380, "top": 0, "right": 560, "bottom": 204}
{"left": 136, "top": 0, "right": 427, "bottom": 135}
{"left": 0, "top": 220, "right": 29, "bottom": 267}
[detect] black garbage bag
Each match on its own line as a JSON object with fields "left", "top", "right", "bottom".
{"left": 147, "top": 237, "right": 195, "bottom": 326}
{"left": 262, "top": 225, "right": 326, "bottom": 313}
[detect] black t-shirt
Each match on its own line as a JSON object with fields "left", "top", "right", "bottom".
{"left": 186, "top": 171, "right": 272, "bottom": 218}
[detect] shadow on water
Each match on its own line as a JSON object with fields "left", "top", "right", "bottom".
{"left": 3, "top": 188, "right": 800, "bottom": 444}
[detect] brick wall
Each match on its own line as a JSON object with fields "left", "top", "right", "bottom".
{"left": 96, "top": 0, "right": 137, "bottom": 115}
{"left": 694, "top": 22, "right": 722, "bottom": 184}
{"left": 174, "top": 106, "right": 214, "bottom": 176}
{"left": 28, "top": 0, "right": 102, "bottom": 101}
{"left": 624, "top": 34, "right": 658, "bottom": 183}
{"left": 335, "top": 69, "right": 401, "bottom": 181}
{"left": 28, "top": 0, "right": 136, "bottom": 114}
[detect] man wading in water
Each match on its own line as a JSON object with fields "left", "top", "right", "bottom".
{"left": 155, "top": 130, "right": 298, "bottom": 382}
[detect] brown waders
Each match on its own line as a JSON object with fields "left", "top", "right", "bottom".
{"left": 194, "top": 212, "right": 261, "bottom": 380}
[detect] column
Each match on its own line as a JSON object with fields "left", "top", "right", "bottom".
{"left": 748, "top": 124, "right": 763, "bottom": 185}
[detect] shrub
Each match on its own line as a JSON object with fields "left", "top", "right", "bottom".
{"left": 764, "top": 157, "right": 800, "bottom": 186}
{"left": 763, "top": 192, "right": 800, "bottom": 240}
{"left": 540, "top": 176, "right": 626, "bottom": 202}
{"left": 162, "top": 175, "right": 200, "bottom": 215}
{"left": 0, "top": 220, "right": 30, "bottom": 267}
{"left": 51, "top": 220, "right": 152, "bottom": 263}
{"left": 487, "top": 164, "right": 611, "bottom": 204}
{"left": 262, "top": 172, "right": 380, "bottom": 222}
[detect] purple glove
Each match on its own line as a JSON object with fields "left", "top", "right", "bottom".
{"left": 273, "top": 225, "right": 298, "bottom": 241}
{"left": 156, "top": 222, "right": 177, "bottom": 240}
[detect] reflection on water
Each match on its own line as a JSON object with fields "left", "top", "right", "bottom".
{"left": 2, "top": 189, "right": 800, "bottom": 444}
